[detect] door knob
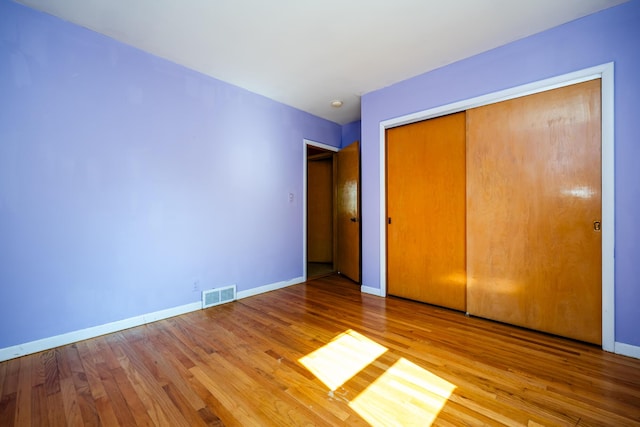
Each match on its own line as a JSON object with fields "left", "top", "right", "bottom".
{"left": 593, "top": 220, "right": 601, "bottom": 231}
{"left": 350, "top": 217, "right": 358, "bottom": 222}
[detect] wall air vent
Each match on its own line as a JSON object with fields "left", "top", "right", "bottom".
{"left": 202, "top": 285, "right": 236, "bottom": 309}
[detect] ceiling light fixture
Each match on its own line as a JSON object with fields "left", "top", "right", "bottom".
{"left": 331, "top": 100, "right": 344, "bottom": 108}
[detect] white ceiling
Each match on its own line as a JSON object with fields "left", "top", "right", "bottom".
{"left": 16, "top": 0, "right": 627, "bottom": 125}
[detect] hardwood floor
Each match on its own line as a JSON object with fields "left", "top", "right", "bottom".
{"left": 1, "top": 274, "right": 639, "bottom": 426}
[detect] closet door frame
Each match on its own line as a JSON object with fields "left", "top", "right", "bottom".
{"left": 378, "top": 62, "right": 615, "bottom": 351}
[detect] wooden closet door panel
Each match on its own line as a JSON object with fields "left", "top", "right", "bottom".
{"left": 466, "top": 79, "right": 602, "bottom": 344}
{"left": 387, "top": 112, "right": 466, "bottom": 311}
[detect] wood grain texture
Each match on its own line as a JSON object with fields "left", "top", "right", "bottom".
{"left": 336, "top": 141, "right": 360, "bottom": 283}
{"left": 2, "top": 274, "right": 638, "bottom": 426}
{"left": 307, "top": 157, "right": 334, "bottom": 263}
{"left": 386, "top": 112, "right": 467, "bottom": 310}
{"left": 466, "top": 79, "right": 602, "bottom": 344}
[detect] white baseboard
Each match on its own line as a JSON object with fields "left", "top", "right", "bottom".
{"left": 0, "top": 276, "right": 306, "bottom": 362}
{"left": 237, "top": 276, "right": 304, "bottom": 300}
{"left": 0, "top": 301, "right": 202, "bottom": 363}
{"left": 614, "top": 341, "right": 640, "bottom": 359}
{"left": 361, "top": 285, "right": 384, "bottom": 297}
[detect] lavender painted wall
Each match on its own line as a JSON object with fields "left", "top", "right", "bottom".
{"left": 341, "top": 120, "right": 361, "bottom": 148}
{"left": 361, "top": 0, "right": 640, "bottom": 346}
{"left": 0, "top": 1, "right": 341, "bottom": 349}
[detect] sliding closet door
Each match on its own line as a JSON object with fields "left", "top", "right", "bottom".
{"left": 387, "top": 112, "right": 466, "bottom": 310}
{"left": 466, "top": 79, "right": 602, "bottom": 344}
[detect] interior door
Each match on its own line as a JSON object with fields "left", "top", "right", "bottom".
{"left": 466, "top": 79, "right": 602, "bottom": 344}
{"left": 336, "top": 141, "right": 360, "bottom": 283}
{"left": 386, "top": 112, "right": 467, "bottom": 310}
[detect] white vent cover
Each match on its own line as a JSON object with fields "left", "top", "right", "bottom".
{"left": 202, "top": 285, "right": 236, "bottom": 309}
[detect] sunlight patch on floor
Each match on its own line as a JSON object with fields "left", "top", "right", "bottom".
{"left": 300, "top": 329, "right": 456, "bottom": 426}
{"left": 299, "top": 329, "right": 387, "bottom": 391}
{"left": 349, "top": 357, "right": 456, "bottom": 426}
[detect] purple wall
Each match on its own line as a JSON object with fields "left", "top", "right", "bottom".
{"left": 341, "top": 120, "right": 361, "bottom": 148}
{"left": 361, "top": 0, "right": 640, "bottom": 346}
{"left": 0, "top": 1, "right": 341, "bottom": 348}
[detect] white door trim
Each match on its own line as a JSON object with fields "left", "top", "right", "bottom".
{"left": 378, "top": 62, "right": 615, "bottom": 351}
{"left": 303, "top": 139, "right": 339, "bottom": 281}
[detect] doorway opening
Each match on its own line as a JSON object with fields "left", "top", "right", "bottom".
{"left": 304, "top": 140, "right": 339, "bottom": 280}
{"left": 307, "top": 144, "right": 337, "bottom": 279}
{"left": 303, "top": 139, "right": 361, "bottom": 283}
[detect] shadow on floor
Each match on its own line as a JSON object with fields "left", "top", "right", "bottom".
{"left": 307, "top": 262, "right": 334, "bottom": 279}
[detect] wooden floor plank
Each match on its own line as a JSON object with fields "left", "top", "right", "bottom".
{"left": 30, "top": 384, "right": 46, "bottom": 427}
{"left": 1, "top": 274, "right": 640, "bottom": 426}
{"left": 13, "top": 355, "right": 32, "bottom": 426}
{"left": 112, "top": 334, "right": 193, "bottom": 427}
{"left": 0, "top": 357, "right": 19, "bottom": 403}
{"left": 62, "top": 344, "right": 100, "bottom": 427}
{"left": 59, "top": 376, "right": 84, "bottom": 427}
{"left": 0, "top": 358, "right": 6, "bottom": 399}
